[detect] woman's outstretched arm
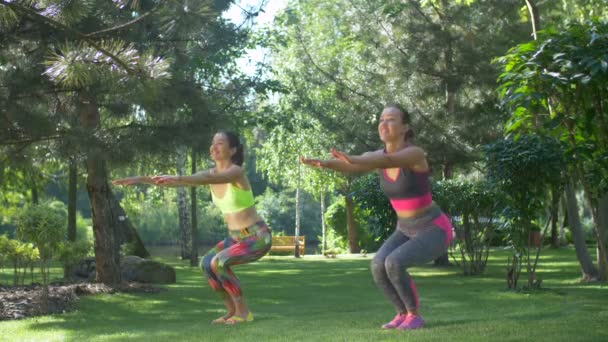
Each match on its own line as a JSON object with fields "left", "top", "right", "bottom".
{"left": 112, "top": 176, "right": 156, "bottom": 186}
{"left": 152, "top": 165, "right": 244, "bottom": 186}
{"left": 300, "top": 151, "right": 380, "bottom": 174}
{"left": 330, "top": 147, "right": 427, "bottom": 171}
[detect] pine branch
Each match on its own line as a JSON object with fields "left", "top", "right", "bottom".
{"left": 84, "top": 1, "right": 165, "bottom": 37}
{"left": 0, "top": 134, "right": 63, "bottom": 147}
{"left": 0, "top": 0, "right": 140, "bottom": 76}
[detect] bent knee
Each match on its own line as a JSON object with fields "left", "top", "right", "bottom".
{"left": 371, "top": 256, "right": 387, "bottom": 273}
{"left": 384, "top": 255, "right": 406, "bottom": 276}
{"left": 201, "top": 254, "right": 215, "bottom": 273}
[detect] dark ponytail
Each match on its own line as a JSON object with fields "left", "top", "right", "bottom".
{"left": 384, "top": 103, "right": 415, "bottom": 141}
{"left": 218, "top": 130, "right": 244, "bottom": 166}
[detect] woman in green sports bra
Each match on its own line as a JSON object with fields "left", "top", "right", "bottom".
{"left": 112, "top": 131, "right": 272, "bottom": 325}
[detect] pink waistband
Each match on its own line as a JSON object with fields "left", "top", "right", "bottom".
{"left": 433, "top": 214, "right": 454, "bottom": 246}
{"left": 389, "top": 193, "right": 432, "bottom": 211}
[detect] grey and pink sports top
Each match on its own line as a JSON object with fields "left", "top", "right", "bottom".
{"left": 378, "top": 166, "right": 432, "bottom": 212}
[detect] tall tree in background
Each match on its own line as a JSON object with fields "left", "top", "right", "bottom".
{"left": 496, "top": 20, "right": 608, "bottom": 280}
{"left": 0, "top": 0, "right": 235, "bottom": 284}
{"left": 267, "top": 0, "right": 529, "bottom": 251}
{"left": 255, "top": 110, "right": 344, "bottom": 252}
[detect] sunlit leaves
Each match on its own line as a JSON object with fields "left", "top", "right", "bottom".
{"left": 484, "top": 134, "right": 563, "bottom": 228}
{"left": 495, "top": 20, "right": 608, "bottom": 199}
{"left": 16, "top": 202, "right": 66, "bottom": 260}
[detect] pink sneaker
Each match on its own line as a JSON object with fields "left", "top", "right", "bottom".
{"left": 381, "top": 313, "right": 406, "bottom": 329}
{"left": 397, "top": 314, "right": 424, "bottom": 330}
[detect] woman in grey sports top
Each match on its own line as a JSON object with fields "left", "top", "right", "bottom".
{"left": 300, "top": 104, "right": 453, "bottom": 330}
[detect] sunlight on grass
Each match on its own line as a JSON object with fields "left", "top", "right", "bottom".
{"left": 1, "top": 247, "right": 607, "bottom": 342}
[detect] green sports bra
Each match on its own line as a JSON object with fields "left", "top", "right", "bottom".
{"left": 210, "top": 183, "right": 255, "bottom": 214}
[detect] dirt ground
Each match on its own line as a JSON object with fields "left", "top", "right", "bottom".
{"left": 0, "top": 281, "right": 164, "bottom": 321}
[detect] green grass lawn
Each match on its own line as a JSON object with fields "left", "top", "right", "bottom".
{"left": 1, "top": 247, "right": 607, "bottom": 341}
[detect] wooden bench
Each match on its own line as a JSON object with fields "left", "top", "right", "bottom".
{"left": 270, "top": 236, "right": 305, "bottom": 255}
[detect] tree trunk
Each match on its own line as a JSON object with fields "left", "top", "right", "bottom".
{"left": 550, "top": 186, "right": 560, "bottom": 248}
{"left": 67, "top": 158, "right": 77, "bottom": 242}
{"left": 565, "top": 181, "right": 598, "bottom": 281}
{"left": 294, "top": 161, "right": 301, "bottom": 257}
{"left": 433, "top": 37, "right": 455, "bottom": 267}
{"left": 582, "top": 190, "right": 608, "bottom": 280}
{"left": 345, "top": 180, "right": 360, "bottom": 253}
{"left": 189, "top": 149, "right": 199, "bottom": 267}
{"left": 597, "top": 193, "right": 608, "bottom": 280}
{"left": 80, "top": 93, "right": 121, "bottom": 285}
{"left": 64, "top": 158, "right": 79, "bottom": 278}
{"left": 442, "top": 161, "right": 453, "bottom": 180}
{"left": 176, "top": 145, "right": 192, "bottom": 260}
{"left": 559, "top": 192, "right": 567, "bottom": 245}
{"left": 321, "top": 190, "right": 326, "bottom": 255}
{"left": 444, "top": 36, "right": 456, "bottom": 117}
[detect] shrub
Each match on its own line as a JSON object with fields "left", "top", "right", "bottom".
{"left": 16, "top": 202, "right": 66, "bottom": 312}
{"left": 434, "top": 179, "right": 504, "bottom": 275}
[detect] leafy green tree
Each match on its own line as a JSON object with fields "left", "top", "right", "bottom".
{"left": 0, "top": 0, "right": 263, "bottom": 282}
{"left": 495, "top": 20, "right": 608, "bottom": 279}
{"left": 484, "top": 135, "right": 564, "bottom": 288}
{"left": 255, "top": 112, "right": 344, "bottom": 253}
{"left": 0, "top": 0, "right": 172, "bottom": 284}
{"left": 272, "top": 0, "right": 529, "bottom": 173}
{"left": 266, "top": 0, "right": 532, "bottom": 253}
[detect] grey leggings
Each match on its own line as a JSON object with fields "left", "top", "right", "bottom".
{"left": 370, "top": 205, "right": 452, "bottom": 313}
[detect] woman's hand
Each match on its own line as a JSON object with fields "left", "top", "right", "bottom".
{"left": 329, "top": 149, "right": 353, "bottom": 164}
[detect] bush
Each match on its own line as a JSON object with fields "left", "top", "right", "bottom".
{"left": 317, "top": 226, "right": 348, "bottom": 255}
{"left": 434, "top": 179, "right": 504, "bottom": 275}
{"left": 16, "top": 203, "right": 65, "bottom": 261}
{"left": 351, "top": 173, "right": 396, "bottom": 244}
{"left": 16, "top": 202, "right": 66, "bottom": 312}
{"left": 0, "top": 235, "right": 39, "bottom": 286}
{"left": 0, "top": 234, "right": 9, "bottom": 271}
{"left": 324, "top": 196, "right": 379, "bottom": 253}
{"left": 57, "top": 240, "right": 92, "bottom": 278}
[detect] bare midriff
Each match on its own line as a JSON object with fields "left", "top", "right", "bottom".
{"left": 224, "top": 206, "right": 264, "bottom": 231}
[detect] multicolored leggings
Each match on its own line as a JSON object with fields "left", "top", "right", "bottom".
{"left": 371, "top": 204, "right": 453, "bottom": 313}
{"left": 200, "top": 221, "right": 271, "bottom": 298}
